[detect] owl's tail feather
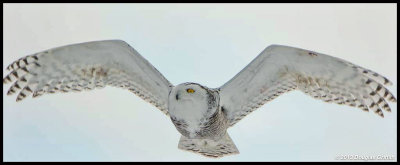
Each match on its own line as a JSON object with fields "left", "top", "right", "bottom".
{"left": 178, "top": 133, "right": 239, "bottom": 158}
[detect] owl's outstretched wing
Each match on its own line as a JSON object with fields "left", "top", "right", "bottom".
{"left": 3, "top": 40, "right": 173, "bottom": 115}
{"left": 219, "top": 45, "right": 396, "bottom": 126}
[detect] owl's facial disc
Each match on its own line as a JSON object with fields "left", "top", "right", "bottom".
{"left": 168, "top": 83, "right": 219, "bottom": 122}
{"left": 168, "top": 83, "right": 220, "bottom": 138}
{"left": 172, "top": 83, "right": 206, "bottom": 102}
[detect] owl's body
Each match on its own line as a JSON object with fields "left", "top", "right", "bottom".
{"left": 168, "top": 83, "right": 238, "bottom": 157}
{"left": 3, "top": 40, "right": 396, "bottom": 158}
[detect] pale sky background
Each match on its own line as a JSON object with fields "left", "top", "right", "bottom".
{"left": 3, "top": 3, "right": 397, "bottom": 162}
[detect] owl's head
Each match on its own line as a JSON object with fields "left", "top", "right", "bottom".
{"left": 168, "top": 82, "right": 219, "bottom": 122}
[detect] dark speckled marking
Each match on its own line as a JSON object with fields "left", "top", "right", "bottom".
{"left": 365, "top": 79, "right": 372, "bottom": 84}
{"left": 384, "top": 90, "right": 389, "bottom": 97}
{"left": 377, "top": 98, "right": 383, "bottom": 104}
{"left": 6, "top": 76, "right": 11, "bottom": 82}
{"left": 370, "top": 103, "right": 376, "bottom": 108}
{"left": 376, "top": 85, "right": 382, "bottom": 92}
{"left": 384, "top": 78, "right": 389, "bottom": 84}
{"left": 20, "top": 77, "right": 27, "bottom": 82}
{"left": 25, "top": 87, "right": 32, "bottom": 93}
{"left": 308, "top": 52, "right": 318, "bottom": 56}
{"left": 22, "top": 67, "right": 29, "bottom": 73}
{"left": 34, "top": 62, "right": 41, "bottom": 67}
{"left": 12, "top": 71, "right": 18, "bottom": 78}
{"left": 383, "top": 104, "right": 389, "bottom": 109}
{"left": 7, "top": 88, "right": 15, "bottom": 95}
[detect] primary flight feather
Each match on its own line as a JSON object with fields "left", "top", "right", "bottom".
{"left": 3, "top": 40, "right": 396, "bottom": 158}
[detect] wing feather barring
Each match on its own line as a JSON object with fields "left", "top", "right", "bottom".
{"left": 3, "top": 40, "right": 396, "bottom": 158}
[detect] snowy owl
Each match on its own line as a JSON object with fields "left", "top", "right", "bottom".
{"left": 3, "top": 40, "right": 396, "bottom": 158}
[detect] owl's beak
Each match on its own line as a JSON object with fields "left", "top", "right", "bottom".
{"left": 176, "top": 92, "right": 180, "bottom": 100}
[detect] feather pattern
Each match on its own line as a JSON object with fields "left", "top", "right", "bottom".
{"left": 3, "top": 41, "right": 396, "bottom": 158}
{"left": 219, "top": 45, "right": 396, "bottom": 126}
{"left": 3, "top": 40, "right": 173, "bottom": 115}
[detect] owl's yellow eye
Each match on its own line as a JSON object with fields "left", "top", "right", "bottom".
{"left": 186, "top": 88, "right": 195, "bottom": 93}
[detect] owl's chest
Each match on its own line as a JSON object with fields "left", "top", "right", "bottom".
{"left": 170, "top": 108, "right": 229, "bottom": 140}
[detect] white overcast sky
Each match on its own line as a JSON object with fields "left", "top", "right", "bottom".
{"left": 3, "top": 3, "right": 397, "bottom": 162}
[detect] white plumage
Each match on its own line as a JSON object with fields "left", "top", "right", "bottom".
{"left": 219, "top": 45, "right": 396, "bottom": 126}
{"left": 4, "top": 40, "right": 172, "bottom": 114}
{"left": 3, "top": 40, "right": 396, "bottom": 158}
